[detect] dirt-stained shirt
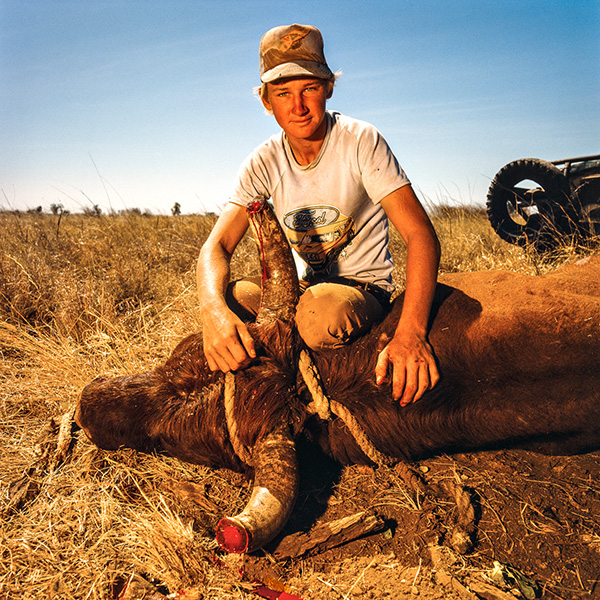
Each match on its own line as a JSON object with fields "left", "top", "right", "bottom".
{"left": 230, "top": 111, "right": 410, "bottom": 291}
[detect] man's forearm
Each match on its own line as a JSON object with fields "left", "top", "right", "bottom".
{"left": 196, "top": 244, "right": 232, "bottom": 320}
{"left": 395, "top": 233, "right": 440, "bottom": 336}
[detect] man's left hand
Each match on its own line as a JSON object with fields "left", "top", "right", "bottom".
{"left": 375, "top": 332, "right": 440, "bottom": 405}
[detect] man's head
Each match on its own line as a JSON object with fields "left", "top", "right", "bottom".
{"left": 259, "top": 24, "right": 333, "bottom": 84}
{"left": 259, "top": 77, "right": 333, "bottom": 143}
{"left": 257, "top": 24, "right": 336, "bottom": 112}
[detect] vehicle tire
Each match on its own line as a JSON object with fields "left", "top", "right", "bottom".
{"left": 572, "top": 178, "right": 600, "bottom": 239}
{"left": 486, "top": 158, "right": 574, "bottom": 250}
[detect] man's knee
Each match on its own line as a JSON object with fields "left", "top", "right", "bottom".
{"left": 225, "top": 276, "right": 262, "bottom": 321}
{"left": 295, "top": 283, "right": 384, "bottom": 350}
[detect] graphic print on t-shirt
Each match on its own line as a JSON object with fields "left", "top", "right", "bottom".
{"left": 283, "top": 205, "right": 355, "bottom": 273}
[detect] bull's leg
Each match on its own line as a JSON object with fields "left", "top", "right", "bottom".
{"left": 7, "top": 406, "right": 79, "bottom": 513}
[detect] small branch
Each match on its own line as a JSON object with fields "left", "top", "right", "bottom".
{"left": 170, "top": 480, "right": 222, "bottom": 513}
{"left": 272, "top": 511, "right": 386, "bottom": 560}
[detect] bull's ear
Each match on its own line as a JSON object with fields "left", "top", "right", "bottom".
{"left": 247, "top": 200, "right": 300, "bottom": 324}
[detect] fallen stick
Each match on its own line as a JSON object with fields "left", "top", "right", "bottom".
{"left": 272, "top": 511, "right": 386, "bottom": 560}
{"left": 5, "top": 412, "right": 76, "bottom": 514}
{"left": 170, "top": 480, "right": 222, "bottom": 513}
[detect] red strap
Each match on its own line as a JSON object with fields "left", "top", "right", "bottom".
{"left": 252, "top": 585, "right": 305, "bottom": 600}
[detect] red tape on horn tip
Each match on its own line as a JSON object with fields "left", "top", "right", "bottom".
{"left": 252, "top": 585, "right": 306, "bottom": 600}
{"left": 215, "top": 517, "right": 250, "bottom": 553}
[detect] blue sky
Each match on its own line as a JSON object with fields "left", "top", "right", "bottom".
{"left": 1, "top": 0, "right": 599, "bottom": 214}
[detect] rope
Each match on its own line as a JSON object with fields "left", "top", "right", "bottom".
{"left": 223, "top": 347, "right": 394, "bottom": 467}
{"left": 298, "top": 349, "right": 331, "bottom": 420}
{"left": 328, "top": 399, "right": 395, "bottom": 467}
{"left": 298, "top": 349, "right": 395, "bottom": 467}
{"left": 224, "top": 372, "right": 253, "bottom": 466}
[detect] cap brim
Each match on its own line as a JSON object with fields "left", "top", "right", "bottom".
{"left": 261, "top": 60, "right": 333, "bottom": 83}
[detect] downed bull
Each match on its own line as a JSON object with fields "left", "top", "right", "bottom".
{"left": 76, "top": 200, "right": 600, "bottom": 554}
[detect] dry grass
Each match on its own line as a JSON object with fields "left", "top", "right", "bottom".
{"left": 0, "top": 207, "right": 598, "bottom": 599}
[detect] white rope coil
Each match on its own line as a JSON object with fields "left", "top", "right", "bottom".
{"left": 298, "top": 349, "right": 395, "bottom": 467}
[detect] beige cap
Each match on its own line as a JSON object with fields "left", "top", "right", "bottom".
{"left": 259, "top": 24, "right": 333, "bottom": 84}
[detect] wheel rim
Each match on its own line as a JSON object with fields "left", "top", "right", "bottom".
{"left": 487, "top": 159, "right": 573, "bottom": 249}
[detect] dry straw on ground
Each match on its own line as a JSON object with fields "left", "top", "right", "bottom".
{"left": 1, "top": 206, "right": 598, "bottom": 599}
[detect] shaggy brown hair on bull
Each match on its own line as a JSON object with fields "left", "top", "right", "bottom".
{"left": 227, "top": 321, "right": 306, "bottom": 449}
{"left": 76, "top": 202, "right": 600, "bottom": 554}
{"left": 76, "top": 319, "right": 306, "bottom": 473}
{"left": 303, "top": 268, "right": 600, "bottom": 465}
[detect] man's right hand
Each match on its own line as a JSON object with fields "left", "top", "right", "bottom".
{"left": 196, "top": 203, "right": 255, "bottom": 372}
{"left": 202, "top": 308, "right": 256, "bottom": 372}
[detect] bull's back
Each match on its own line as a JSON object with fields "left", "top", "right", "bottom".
{"left": 314, "top": 258, "right": 600, "bottom": 462}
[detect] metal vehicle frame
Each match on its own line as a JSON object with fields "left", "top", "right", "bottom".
{"left": 486, "top": 154, "right": 600, "bottom": 249}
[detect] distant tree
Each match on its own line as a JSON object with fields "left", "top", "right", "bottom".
{"left": 171, "top": 201, "right": 181, "bottom": 216}
{"left": 83, "top": 204, "right": 102, "bottom": 216}
{"left": 119, "top": 207, "right": 142, "bottom": 216}
{"left": 50, "top": 203, "right": 64, "bottom": 215}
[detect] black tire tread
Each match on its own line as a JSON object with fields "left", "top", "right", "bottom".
{"left": 486, "top": 158, "right": 573, "bottom": 249}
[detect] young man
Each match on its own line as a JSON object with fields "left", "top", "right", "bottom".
{"left": 197, "top": 24, "right": 441, "bottom": 405}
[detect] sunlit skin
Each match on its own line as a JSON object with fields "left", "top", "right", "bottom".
{"left": 375, "top": 186, "right": 441, "bottom": 405}
{"left": 261, "top": 77, "right": 332, "bottom": 165}
{"left": 197, "top": 76, "right": 441, "bottom": 405}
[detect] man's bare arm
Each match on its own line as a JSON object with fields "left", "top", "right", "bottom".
{"left": 197, "top": 203, "right": 256, "bottom": 372}
{"left": 376, "top": 185, "right": 441, "bottom": 405}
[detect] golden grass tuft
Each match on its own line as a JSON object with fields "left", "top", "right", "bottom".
{"left": 0, "top": 206, "right": 598, "bottom": 598}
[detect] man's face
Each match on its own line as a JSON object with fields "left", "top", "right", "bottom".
{"left": 262, "top": 77, "right": 332, "bottom": 143}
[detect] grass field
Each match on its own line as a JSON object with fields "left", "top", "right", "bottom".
{"left": 1, "top": 207, "right": 598, "bottom": 599}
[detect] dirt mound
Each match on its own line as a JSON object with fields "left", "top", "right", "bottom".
{"left": 3, "top": 423, "right": 599, "bottom": 599}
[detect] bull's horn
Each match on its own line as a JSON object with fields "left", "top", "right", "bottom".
{"left": 247, "top": 199, "right": 299, "bottom": 324}
{"left": 215, "top": 202, "right": 299, "bottom": 553}
{"left": 215, "top": 426, "right": 298, "bottom": 553}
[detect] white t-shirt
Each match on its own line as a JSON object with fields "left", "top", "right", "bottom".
{"left": 230, "top": 111, "right": 410, "bottom": 291}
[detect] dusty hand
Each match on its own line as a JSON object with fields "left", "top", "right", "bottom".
{"left": 202, "top": 309, "right": 256, "bottom": 373}
{"left": 375, "top": 331, "right": 439, "bottom": 405}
